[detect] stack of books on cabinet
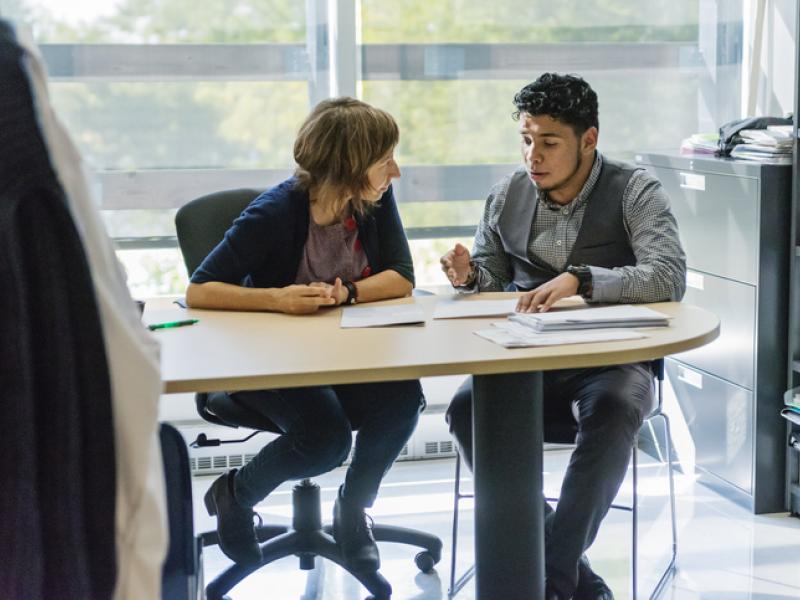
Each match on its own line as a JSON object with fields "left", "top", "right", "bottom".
{"left": 783, "top": 389, "right": 800, "bottom": 426}
{"left": 729, "top": 126, "right": 793, "bottom": 164}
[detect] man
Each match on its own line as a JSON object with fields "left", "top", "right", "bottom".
{"left": 441, "top": 73, "right": 686, "bottom": 600}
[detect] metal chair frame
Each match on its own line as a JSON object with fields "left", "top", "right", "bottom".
{"left": 448, "top": 362, "right": 677, "bottom": 600}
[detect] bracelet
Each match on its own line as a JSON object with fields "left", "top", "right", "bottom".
{"left": 342, "top": 280, "right": 358, "bottom": 304}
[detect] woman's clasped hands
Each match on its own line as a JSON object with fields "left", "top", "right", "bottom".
{"left": 276, "top": 278, "right": 348, "bottom": 314}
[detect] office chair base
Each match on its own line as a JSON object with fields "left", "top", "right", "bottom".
{"left": 200, "top": 523, "right": 289, "bottom": 548}
{"left": 205, "top": 529, "right": 393, "bottom": 600}
{"left": 357, "top": 524, "right": 442, "bottom": 572}
{"left": 203, "top": 480, "right": 442, "bottom": 599}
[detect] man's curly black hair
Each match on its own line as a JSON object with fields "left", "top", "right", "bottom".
{"left": 513, "top": 73, "right": 599, "bottom": 136}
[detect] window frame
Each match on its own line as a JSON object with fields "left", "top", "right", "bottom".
{"left": 25, "top": 0, "right": 742, "bottom": 248}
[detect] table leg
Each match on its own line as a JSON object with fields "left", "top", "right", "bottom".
{"left": 472, "top": 371, "right": 544, "bottom": 600}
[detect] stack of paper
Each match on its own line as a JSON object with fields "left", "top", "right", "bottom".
{"left": 786, "top": 390, "right": 800, "bottom": 410}
{"left": 475, "top": 322, "right": 646, "bottom": 348}
{"left": 781, "top": 408, "right": 800, "bottom": 426}
{"left": 679, "top": 132, "right": 719, "bottom": 155}
{"left": 508, "top": 305, "right": 670, "bottom": 332}
{"left": 782, "top": 387, "right": 800, "bottom": 425}
{"left": 432, "top": 298, "right": 519, "bottom": 319}
{"left": 730, "top": 127, "right": 793, "bottom": 164}
{"left": 740, "top": 127, "right": 793, "bottom": 147}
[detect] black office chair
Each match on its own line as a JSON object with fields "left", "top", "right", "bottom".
{"left": 175, "top": 188, "right": 442, "bottom": 600}
{"left": 448, "top": 359, "right": 677, "bottom": 600}
{"left": 160, "top": 423, "right": 203, "bottom": 600}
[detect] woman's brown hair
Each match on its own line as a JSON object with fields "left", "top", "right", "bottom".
{"left": 293, "top": 97, "right": 399, "bottom": 216}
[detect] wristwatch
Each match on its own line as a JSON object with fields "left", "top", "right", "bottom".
{"left": 342, "top": 280, "right": 358, "bottom": 305}
{"left": 566, "top": 264, "right": 593, "bottom": 299}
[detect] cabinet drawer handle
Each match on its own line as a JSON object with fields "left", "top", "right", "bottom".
{"left": 679, "top": 172, "right": 706, "bottom": 191}
{"left": 677, "top": 365, "right": 704, "bottom": 389}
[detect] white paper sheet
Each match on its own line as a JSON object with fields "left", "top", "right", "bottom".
{"left": 509, "top": 305, "right": 670, "bottom": 331}
{"left": 433, "top": 298, "right": 519, "bottom": 319}
{"left": 475, "top": 321, "right": 647, "bottom": 348}
{"left": 341, "top": 304, "right": 426, "bottom": 328}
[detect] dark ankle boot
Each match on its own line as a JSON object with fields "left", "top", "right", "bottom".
{"left": 332, "top": 486, "right": 380, "bottom": 572}
{"left": 574, "top": 555, "right": 614, "bottom": 600}
{"left": 204, "top": 469, "right": 262, "bottom": 565}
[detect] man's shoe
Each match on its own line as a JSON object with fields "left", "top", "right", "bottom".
{"left": 332, "top": 487, "right": 380, "bottom": 572}
{"left": 204, "top": 469, "right": 262, "bottom": 565}
{"left": 574, "top": 555, "right": 614, "bottom": 600}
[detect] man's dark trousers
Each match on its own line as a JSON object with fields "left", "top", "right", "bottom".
{"left": 446, "top": 362, "right": 653, "bottom": 596}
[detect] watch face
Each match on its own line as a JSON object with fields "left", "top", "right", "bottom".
{"left": 568, "top": 266, "right": 583, "bottom": 277}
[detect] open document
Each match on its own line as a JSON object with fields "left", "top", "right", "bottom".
{"left": 475, "top": 321, "right": 647, "bottom": 348}
{"left": 341, "top": 304, "right": 426, "bottom": 328}
{"left": 432, "top": 298, "right": 519, "bottom": 319}
{"left": 509, "top": 305, "right": 670, "bottom": 332}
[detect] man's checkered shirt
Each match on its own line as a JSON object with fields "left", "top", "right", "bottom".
{"left": 461, "top": 152, "right": 686, "bottom": 303}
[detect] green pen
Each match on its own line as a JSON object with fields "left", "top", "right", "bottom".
{"left": 148, "top": 318, "right": 199, "bottom": 331}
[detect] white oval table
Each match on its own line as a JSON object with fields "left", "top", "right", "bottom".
{"left": 147, "top": 293, "right": 719, "bottom": 600}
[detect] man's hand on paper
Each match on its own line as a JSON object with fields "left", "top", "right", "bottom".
{"left": 276, "top": 284, "right": 338, "bottom": 314}
{"left": 517, "top": 272, "right": 580, "bottom": 313}
{"left": 440, "top": 243, "right": 474, "bottom": 286}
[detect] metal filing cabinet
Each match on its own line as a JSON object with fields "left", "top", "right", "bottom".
{"left": 636, "top": 152, "right": 791, "bottom": 513}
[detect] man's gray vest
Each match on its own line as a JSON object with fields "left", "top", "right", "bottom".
{"left": 497, "top": 157, "right": 640, "bottom": 291}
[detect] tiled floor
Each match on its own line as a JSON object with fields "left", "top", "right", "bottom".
{"left": 192, "top": 449, "right": 800, "bottom": 600}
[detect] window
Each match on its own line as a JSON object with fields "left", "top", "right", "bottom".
{"left": 358, "top": 0, "right": 741, "bottom": 285}
{"left": 2, "top": 0, "right": 315, "bottom": 296}
{"left": 2, "top": 0, "right": 742, "bottom": 295}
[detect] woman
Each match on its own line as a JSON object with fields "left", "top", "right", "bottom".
{"left": 186, "top": 97, "right": 424, "bottom": 571}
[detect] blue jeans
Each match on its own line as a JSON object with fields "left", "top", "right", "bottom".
{"left": 221, "top": 380, "right": 424, "bottom": 509}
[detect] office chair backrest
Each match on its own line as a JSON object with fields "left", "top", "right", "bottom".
{"left": 159, "top": 423, "right": 201, "bottom": 600}
{"left": 175, "top": 188, "right": 262, "bottom": 276}
{"left": 175, "top": 188, "right": 279, "bottom": 433}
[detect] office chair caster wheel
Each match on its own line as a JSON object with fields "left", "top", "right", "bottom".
{"left": 414, "top": 551, "right": 436, "bottom": 573}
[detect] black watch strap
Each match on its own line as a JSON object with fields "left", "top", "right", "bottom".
{"left": 342, "top": 280, "right": 358, "bottom": 304}
{"left": 566, "top": 264, "right": 593, "bottom": 298}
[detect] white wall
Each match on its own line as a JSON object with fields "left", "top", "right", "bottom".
{"left": 743, "top": 0, "right": 797, "bottom": 117}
